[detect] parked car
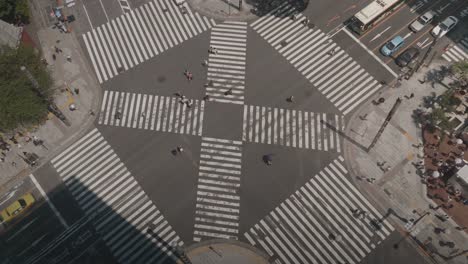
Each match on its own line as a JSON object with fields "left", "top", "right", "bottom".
{"left": 381, "top": 36, "right": 405, "bottom": 56}
{"left": 395, "top": 47, "right": 420, "bottom": 67}
{"left": 431, "top": 16, "right": 458, "bottom": 38}
{"left": 0, "top": 193, "right": 35, "bottom": 225}
{"left": 409, "top": 11, "right": 436, "bottom": 32}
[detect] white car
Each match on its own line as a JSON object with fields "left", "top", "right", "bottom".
{"left": 409, "top": 11, "right": 435, "bottom": 32}
{"left": 431, "top": 16, "right": 458, "bottom": 38}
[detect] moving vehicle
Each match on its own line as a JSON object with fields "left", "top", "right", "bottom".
{"left": 409, "top": 11, "right": 435, "bottom": 32}
{"left": 395, "top": 47, "right": 420, "bottom": 67}
{"left": 0, "top": 193, "right": 35, "bottom": 225}
{"left": 431, "top": 16, "right": 458, "bottom": 38}
{"left": 381, "top": 36, "right": 404, "bottom": 56}
{"left": 347, "top": 0, "right": 404, "bottom": 35}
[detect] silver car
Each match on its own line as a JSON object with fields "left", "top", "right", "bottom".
{"left": 431, "top": 16, "right": 459, "bottom": 38}
{"left": 409, "top": 11, "right": 435, "bottom": 32}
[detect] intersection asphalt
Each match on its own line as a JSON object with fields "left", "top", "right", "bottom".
{"left": 16, "top": 0, "right": 459, "bottom": 263}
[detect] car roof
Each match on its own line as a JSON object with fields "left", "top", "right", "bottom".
{"left": 422, "top": 11, "right": 435, "bottom": 19}
{"left": 404, "top": 47, "right": 419, "bottom": 55}
{"left": 443, "top": 16, "right": 458, "bottom": 24}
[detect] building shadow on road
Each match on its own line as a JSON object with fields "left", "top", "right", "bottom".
{"left": 1, "top": 176, "right": 184, "bottom": 264}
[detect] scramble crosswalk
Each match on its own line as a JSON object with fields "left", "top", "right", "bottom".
{"left": 250, "top": 2, "right": 382, "bottom": 116}
{"left": 193, "top": 137, "right": 243, "bottom": 242}
{"left": 51, "top": 128, "right": 183, "bottom": 264}
{"left": 205, "top": 21, "right": 248, "bottom": 104}
{"left": 98, "top": 90, "right": 205, "bottom": 136}
{"left": 244, "top": 156, "right": 394, "bottom": 264}
{"left": 442, "top": 36, "right": 468, "bottom": 63}
{"left": 243, "top": 105, "right": 344, "bottom": 152}
{"left": 82, "top": 0, "right": 216, "bottom": 83}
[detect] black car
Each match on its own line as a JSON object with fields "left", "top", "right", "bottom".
{"left": 395, "top": 47, "right": 420, "bottom": 67}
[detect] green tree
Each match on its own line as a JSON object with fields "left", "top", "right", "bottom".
{"left": 0, "top": 45, "right": 54, "bottom": 132}
{"left": 0, "top": 0, "right": 29, "bottom": 24}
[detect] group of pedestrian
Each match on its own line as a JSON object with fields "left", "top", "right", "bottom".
{"left": 183, "top": 69, "right": 193, "bottom": 81}
{"left": 175, "top": 92, "right": 193, "bottom": 108}
{"left": 377, "top": 161, "right": 391, "bottom": 172}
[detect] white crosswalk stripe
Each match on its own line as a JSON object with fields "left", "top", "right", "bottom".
{"left": 243, "top": 105, "right": 344, "bottom": 152}
{"left": 193, "top": 137, "right": 243, "bottom": 242}
{"left": 441, "top": 36, "right": 468, "bottom": 63}
{"left": 51, "top": 128, "right": 184, "bottom": 264}
{"left": 250, "top": 3, "right": 382, "bottom": 116}
{"left": 98, "top": 90, "right": 205, "bottom": 136}
{"left": 82, "top": 0, "right": 216, "bottom": 83}
{"left": 244, "top": 156, "right": 394, "bottom": 264}
{"left": 206, "top": 21, "right": 248, "bottom": 105}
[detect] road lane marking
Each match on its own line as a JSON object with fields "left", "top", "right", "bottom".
{"left": 29, "top": 174, "right": 69, "bottom": 228}
{"left": 98, "top": 0, "right": 109, "bottom": 22}
{"left": 370, "top": 26, "right": 391, "bottom": 42}
{"left": 343, "top": 27, "right": 398, "bottom": 78}
{"left": 82, "top": 4, "right": 94, "bottom": 30}
{"left": 403, "top": 32, "right": 412, "bottom": 39}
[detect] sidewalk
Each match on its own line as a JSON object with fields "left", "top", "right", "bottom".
{"left": 343, "top": 60, "right": 468, "bottom": 264}
{"left": 0, "top": 2, "right": 100, "bottom": 191}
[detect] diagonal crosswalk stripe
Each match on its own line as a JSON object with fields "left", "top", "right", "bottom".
{"left": 251, "top": 3, "right": 383, "bottom": 116}
{"left": 51, "top": 128, "right": 184, "bottom": 264}
{"left": 244, "top": 156, "right": 394, "bottom": 264}
{"left": 82, "top": 0, "right": 216, "bottom": 83}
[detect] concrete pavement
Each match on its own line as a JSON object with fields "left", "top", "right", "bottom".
{"left": 344, "top": 59, "right": 468, "bottom": 264}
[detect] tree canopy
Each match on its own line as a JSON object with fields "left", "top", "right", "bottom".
{"left": 0, "top": 45, "right": 53, "bottom": 132}
{"left": 0, "top": 0, "right": 30, "bottom": 24}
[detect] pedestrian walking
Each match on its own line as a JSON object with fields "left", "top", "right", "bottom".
{"left": 224, "top": 88, "right": 233, "bottom": 96}
{"left": 11, "top": 161, "right": 16, "bottom": 167}
{"left": 176, "top": 146, "right": 184, "bottom": 153}
{"left": 287, "top": 96, "right": 294, "bottom": 102}
{"left": 66, "top": 55, "right": 72, "bottom": 62}
{"left": 74, "top": 88, "right": 80, "bottom": 95}
{"left": 203, "top": 95, "right": 210, "bottom": 101}
{"left": 203, "top": 59, "right": 208, "bottom": 66}
{"left": 208, "top": 46, "right": 218, "bottom": 54}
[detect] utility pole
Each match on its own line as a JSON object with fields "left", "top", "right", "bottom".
{"left": 20, "top": 66, "right": 70, "bottom": 126}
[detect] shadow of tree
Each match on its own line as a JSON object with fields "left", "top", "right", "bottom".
{"left": 247, "top": 0, "right": 309, "bottom": 17}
